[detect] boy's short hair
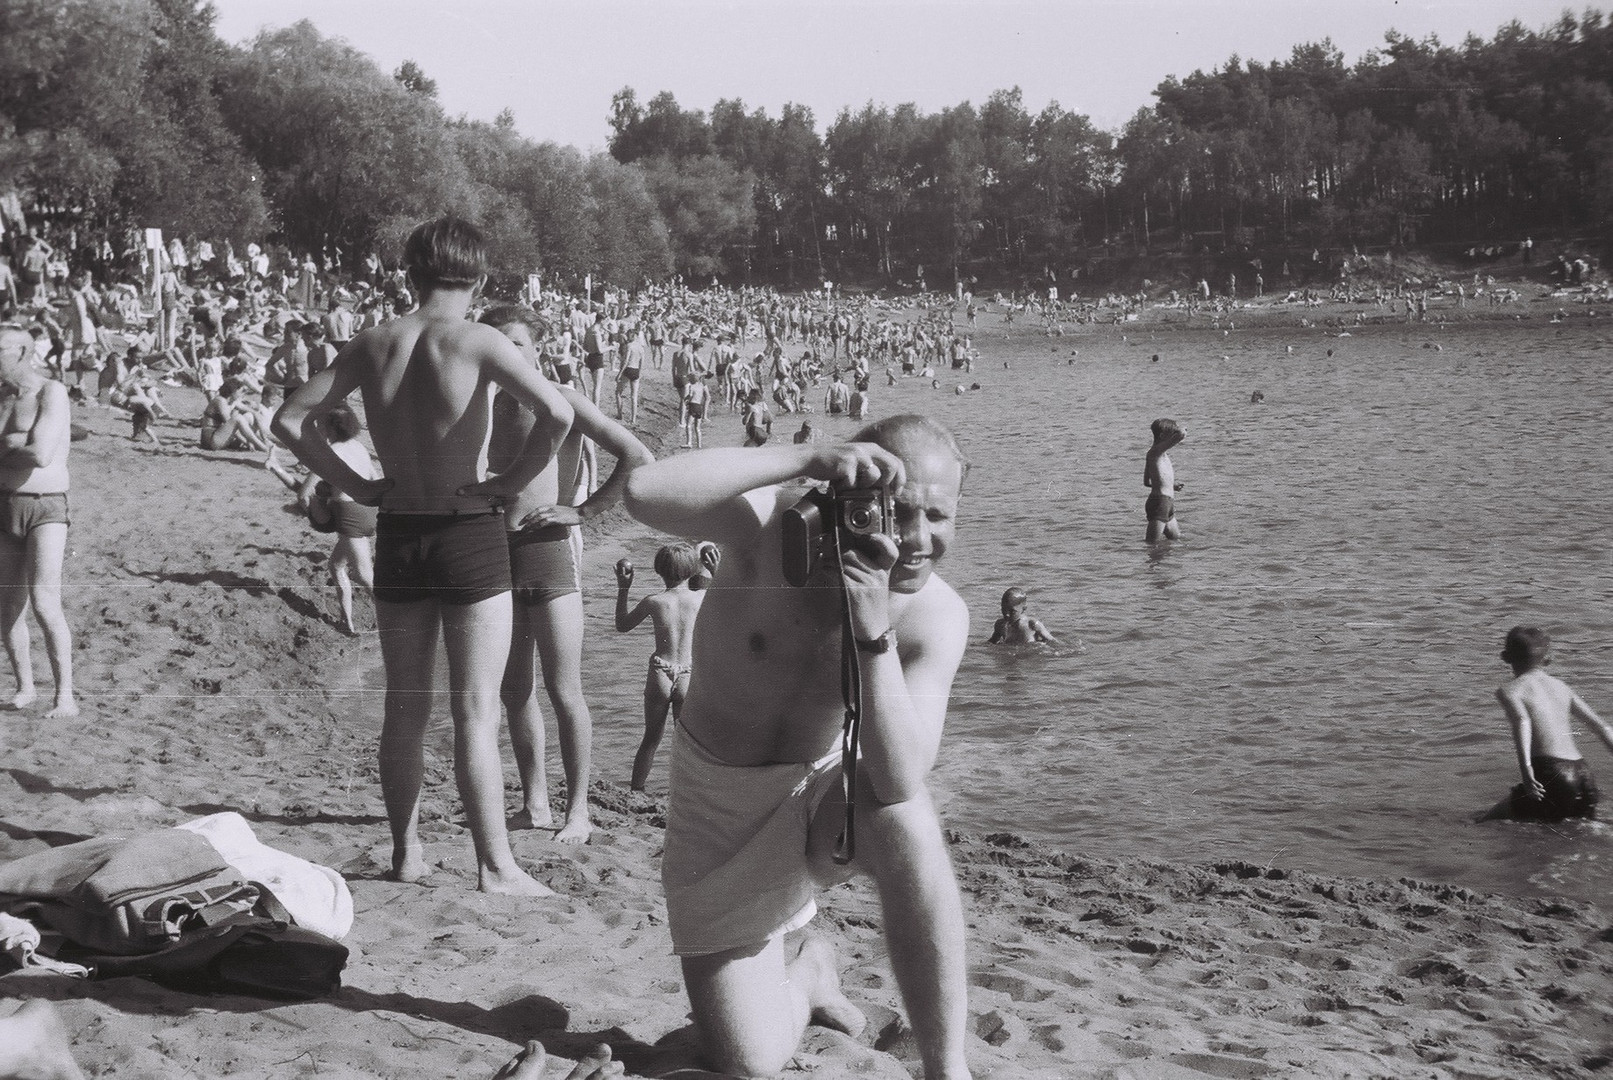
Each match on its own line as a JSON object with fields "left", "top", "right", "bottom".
{"left": 325, "top": 404, "right": 363, "bottom": 443}
{"left": 852, "top": 414, "right": 970, "bottom": 484}
{"left": 654, "top": 542, "right": 704, "bottom": 586}
{"left": 480, "top": 304, "right": 551, "bottom": 339}
{"left": 1503, "top": 626, "right": 1551, "bottom": 668}
{"left": 1001, "top": 587, "right": 1027, "bottom": 613}
{"left": 403, "top": 216, "right": 488, "bottom": 291}
{"left": 1151, "top": 417, "right": 1183, "bottom": 443}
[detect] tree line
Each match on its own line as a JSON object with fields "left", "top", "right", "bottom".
{"left": 4, "top": 0, "right": 1608, "bottom": 289}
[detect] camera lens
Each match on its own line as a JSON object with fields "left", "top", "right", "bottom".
{"left": 847, "top": 506, "right": 873, "bottom": 530}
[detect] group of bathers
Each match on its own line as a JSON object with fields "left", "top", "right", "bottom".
{"left": 371, "top": 509, "right": 577, "bottom": 607}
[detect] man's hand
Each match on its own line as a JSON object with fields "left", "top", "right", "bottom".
{"left": 345, "top": 476, "right": 395, "bottom": 507}
{"left": 805, "top": 443, "right": 905, "bottom": 492}
{"left": 517, "top": 504, "right": 584, "bottom": 529}
{"left": 840, "top": 533, "right": 898, "bottom": 640}
{"left": 457, "top": 473, "right": 526, "bottom": 506}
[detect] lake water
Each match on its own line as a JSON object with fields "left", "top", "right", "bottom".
{"left": 384, "top": 312, "right": 1613, "bottom": 905}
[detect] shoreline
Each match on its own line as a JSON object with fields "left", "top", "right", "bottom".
{"left": 1, "top": 354, "right": 1610, "bottom": 1077}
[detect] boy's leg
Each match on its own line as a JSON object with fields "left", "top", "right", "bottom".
{"left": 0, "top": 534, "right": 35, "bottom": 707}
{"left": 440, "top": 592, "right": 552, "bottom": 895}
{"left": 806, "top": 779, "right": 971, "bottom": 1080}
{"left": 533, "top": 591, "right": 592, "bottom": 842}
{"left": 330, "top": 540, "right": 356, "bottom": 634}
{"left": 25, "top": 523, "right": 74, "bottom": 716}
{"left": 501, "top": 600, "right": 552, "bottom": 829}
{"left": 375, "top": 598, "right": 441, "bottom": 881}
{"left": 634, "top": 664, "right": 674, "bottom": 792}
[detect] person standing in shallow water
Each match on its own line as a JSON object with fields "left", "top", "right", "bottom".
{"left": 274, "top": 217, "right": 574, "bottom": 896}
{"left": 0, "top": 327, "right": 76, "bottom": 717}
{"left": 1492, "top": 626, "right": 1613, "bottom": 821}
{"left": 1144, "top": 418, "right": 1184, "bottom": 542}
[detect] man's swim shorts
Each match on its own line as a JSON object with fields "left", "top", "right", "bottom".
{"left": 508, "top": 523, "right": 580, "bottom": 605}
{"left": 373, "top": 510, "right": 510, "bottom": 605}
{"left": 1145, "top": 490, "right": 1175, "bottom": 522}
{"left": 1510, "top": 756, "right": 1599, "bottom": 821}
{"left": 333, "top": 500, "right": 378, "bottom": 540}
{"left": 0, "top": 493, "right": 69, "bottom": 541}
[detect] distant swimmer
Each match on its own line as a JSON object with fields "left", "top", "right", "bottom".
{"left": 1144, "top": 418, "right": 1184, "bottom": 543}
{"left": 987, "top": 587, "right": 1060, "bottom": 645}
{"left": 1487, "top": 626, "right": 1612, "bottom": 822}
{"left": 1250, "top": 390, "right": 1266, "bottom": 404}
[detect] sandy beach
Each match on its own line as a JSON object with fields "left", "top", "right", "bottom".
{"left": 3, "top": 345, "right": 1612, "bottom": 1080}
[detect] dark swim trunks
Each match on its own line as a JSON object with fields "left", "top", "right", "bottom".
{"left": 0, "top": 493, "right": 69, "bottom": 540}
{"left": 508, "top": 523, "right": 579, "bottom": 605}
{"left": 1510, "top": 756, "right": 1599, "bottom": 821}
{"left": 1145, "top": 490, "right": 1175, "bottom": 522}
{"left": 373, "top": 510, "right": 511, "bottom": 605}
{"left": 333, "top": 500, "right": 378, "bottom": 540}
{"left": 585, "top": 352, "right": 605, "bottom": 371}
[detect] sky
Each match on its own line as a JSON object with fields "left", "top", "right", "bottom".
{"left": 210, "top": 0, "right": 1582, "bottom": 150}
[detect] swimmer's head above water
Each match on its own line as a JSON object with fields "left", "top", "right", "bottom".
{"left": 1000, "top": 587, "right": 1027, "bottom": 616}
{"left": 1502, "top": 626, "right": 1551, "bottom": 671}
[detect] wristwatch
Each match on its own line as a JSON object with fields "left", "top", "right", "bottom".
{"left": 855, "top": 629, "right": 896, "bottom": 654}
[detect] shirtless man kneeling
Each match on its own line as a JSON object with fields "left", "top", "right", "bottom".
{"left": 0, "top": 327, "right": 77, "bottom": 716}
{"left": 275, "top": 218, "right": 574, "bottom": 895}
{"left": 624, "top": 414, "right": 973, "bottom": 1079}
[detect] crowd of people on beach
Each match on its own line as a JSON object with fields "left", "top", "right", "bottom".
{"left": 4, "top": 206, "right": 1613, "bottom": 1080}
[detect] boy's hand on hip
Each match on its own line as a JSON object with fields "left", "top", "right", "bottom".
{"left": 347, "top": 477, "right": 394, "bottom": 507}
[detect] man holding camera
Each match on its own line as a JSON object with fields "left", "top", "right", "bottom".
{"left": 624, "top": 414, "right": 971, "bottom": 1080}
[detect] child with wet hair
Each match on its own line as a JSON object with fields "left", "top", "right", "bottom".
{"left": 987, "top": 586, "right": 1060, "bottom": 645}
{"left": 1494, "top": 626, "right": 1613, "bottom": 821}
{"left": 1144, "top": 417, "right": 1185, "bottom": 542}
{"left": 614, "top": 540, "right": 720, "bottom": 790}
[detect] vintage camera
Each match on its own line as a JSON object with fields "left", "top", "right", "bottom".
{"left": 781, "top": 485, "right": 898, "bottom": 587}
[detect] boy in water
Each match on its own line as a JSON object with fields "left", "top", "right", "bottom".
{"left": 614, "top": 542, "right": 719, "bottom": 791}
{"left": 1144, "top": 418, "right": 1184, "bottom": 542}
{"left": 274, "top": 216, "right": 574, "bottom": 895}
{"left": 1494, "top": 626, "right": 1612, "bottom": 821}
{"left": 987, "top": 587, "right": 1060, "bottom": 645}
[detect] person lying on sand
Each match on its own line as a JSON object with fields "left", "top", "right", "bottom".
{"left": 274, "top": 216, "right": 574, "bottom": 896}
{"left": 1492, "top": 626, "right": 1613, "bottom": 821}
{"left": 625, "top": 415, "right": 973, "bottom": 1079}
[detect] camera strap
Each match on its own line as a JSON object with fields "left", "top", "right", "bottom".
{"left": 831, "top": 529, "right": 861, "bottom": 866}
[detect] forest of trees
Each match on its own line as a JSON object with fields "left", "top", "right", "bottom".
{"left": 3, "top": 0, "right": 1609, "bottom": 289}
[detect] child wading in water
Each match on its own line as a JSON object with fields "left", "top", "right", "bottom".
{"left": 1492, "top": 626, "right": 1613, "bottom": 821}
{"left": 987, "top": 586, "right": 1060, "bottom": 645}
{"left": 614, "top": 541, "right": 719, "bottom": 790}
{"left": 1144, "top": 417, "right": 1185, "bottom": 541}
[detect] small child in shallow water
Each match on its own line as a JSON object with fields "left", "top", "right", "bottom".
{"left": 988, "top": 587, "right": 1060, "bottom": 645}
{"left": 1493, "top": 626, "right": 1613, "bottom": 821}
{"left": 614, "top": 541, "right": 720, "bottom": 790}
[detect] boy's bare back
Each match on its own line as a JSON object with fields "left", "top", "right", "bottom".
{"left": 344, "top": 314, "right": 518, "bottom": 511}
{"left": 1497, "top": 670, "right": 1588, "bottom": 760}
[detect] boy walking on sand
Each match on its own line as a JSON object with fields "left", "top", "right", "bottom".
{"left": 614, "top": 543, "right": 719, "bottom": 791}
{"left": 1144, "top": 418, "right": 1184, "bottom": 542}
{"left": 1494, "top": 626, "right": 1613, "bottom": 821}
{"left": 274, "top": 217, "right": 574, "bottom": 895}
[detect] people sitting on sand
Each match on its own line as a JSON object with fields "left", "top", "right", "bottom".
{"left": 624, "top": 415, "right": 973, "bottom": 1079}
{"left": 613, "top": 542, "right": 719, "bottom": 791}
{"left": 482, "top": 303, "right": 654, "bottom": 844}
{"left": 1492, "top": 626, "right": 1613, "bottom": 821}
{"left": 118, "top": 365, "right": 168, "bottom": 447}
{"left": 200, "top": 377, "right": 272, "bottom": 452}
{"left": 274, "top": 216, "right": 574, "bottom": 896}
{"left": 987, "top": 586, "right": 1060, "bottom": 645}
{"left": 1144, "top": 418, "right": 1185, "bottom": 542}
